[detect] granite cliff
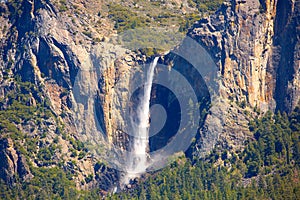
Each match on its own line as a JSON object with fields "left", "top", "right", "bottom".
{"left": 186, "top": 0, "right": 300, "bottom": 157}
{"left": 189, "top": 0, "right": 299, "bottom": 113}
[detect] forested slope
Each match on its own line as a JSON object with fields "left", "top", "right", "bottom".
{"left": 109, "top": 105, "right": 300, "bottom": 199}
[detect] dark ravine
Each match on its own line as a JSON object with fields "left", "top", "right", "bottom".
{"left": 273, "top": 0, "right": 300, "bottom": 113}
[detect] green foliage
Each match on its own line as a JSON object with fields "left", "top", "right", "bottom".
{"left": 6, "top": 0, "right": 24, "bottom": 20}
{"left": 118, "top": 27, "right": 184, "bottom": 57}
{"left": 0, "top": 77, "right": 99, "bottom": 199}
{"left": 36, "top": 143, "right": 59, "bottom": 166}
{"left": 0, "top": 167, "right": 94, "bottom": 199}
{"left": 110, "top": 106, "right": 300, "bottom": 199}
{"left": 85, "top": 174, "right": 94, "bottom": 184}
{"left": 107, "top": 0, "right": 224, "bottom": 60}
{"left": 108, "top": 4, "right": 149, "bottom": 32}
{"left": 0, "top": 81, "right": 50, "bottom": 128}
{"left": 1, "top": 94, "right": 300, "bottom": 200}
{"left": 82, "top": 30, "right": 92, "bottom": 38}
{"left": 0, "top": 79, "right": 98, "bottom": 199}
{"left": 78, "top": 151, "right": 86, "bottom": 160}
{"left": 0, "top": 80, "right": 52, "bottom": 149}
{"left": 192, "top": 0, "right": 224, "bottom": 13}
{"left": 108, "top": 2, "right": 205, "bottom": 34}
{"left": 59, "top": 0, "right": 68, "bottom": 12}
{"left": 1, "top": 72, "right": 299, "bottom": 200}
{"left": 178, "top": 13, "right": 201, "bottom": 32}
{"left": 1, "top": 80, "right": 51, "bottom": 121}
{"left": 37, "top": 147, "right": 53, "bottom": 161}
{"left": 70, "top": 148, "right": 77, "bottom": 157}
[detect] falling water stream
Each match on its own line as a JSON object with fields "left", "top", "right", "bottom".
{"left": 122, "top": 57, "right": 159, "bottom": 186}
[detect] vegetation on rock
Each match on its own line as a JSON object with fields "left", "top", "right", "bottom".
{"left": 109, "top": 105, "right": 300, "bottom": 199}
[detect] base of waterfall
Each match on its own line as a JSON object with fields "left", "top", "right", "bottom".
{"left": 120, "top": 152, "right": 151, "bottom": 187}
{"left": 119, "top": 169, "right": 147, "bottom": 191}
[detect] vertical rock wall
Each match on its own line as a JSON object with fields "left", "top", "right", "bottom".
{"left": 272, "top": 0, "right": 300, "bottom": 113}
{"left": 189, "top": 0, "right": 299, "bottom": 113}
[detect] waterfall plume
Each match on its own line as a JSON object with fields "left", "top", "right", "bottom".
{"left": 122, "top": 57, "right": 159, "bottom": 185}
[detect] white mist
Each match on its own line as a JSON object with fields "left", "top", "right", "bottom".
{"left": 123, "top": 57, "right": 159, "bottom": 185}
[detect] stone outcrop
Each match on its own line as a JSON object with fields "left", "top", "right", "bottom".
{"left": 0, "top": 0, "right": 127, "bottom": 189}
{"left": 189, "top": 0, "right": 299, "bottom": 113}
{"left": 271, "top": 0, "right": 300, "bottom": 113}
{"left": 0, "top": 138, "right": 32, "bottom": 186}
{"left": 181, "top": 0, "right": 300, "bottom": 156}
{"left": 94, "top": 162, "right": 119, "bottom": 192}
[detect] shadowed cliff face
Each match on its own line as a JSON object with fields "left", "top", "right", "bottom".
{"left": 149, "top": 83, "right": 181, "bottom": 152}
{"left": 0, "top": 138, "right": 32, "bottom": 186}
{"left": 152, "top": 52, "right": 211, "bottom": 153}
{"left": 273, "top": 0, "right": 300, "bottom": 113}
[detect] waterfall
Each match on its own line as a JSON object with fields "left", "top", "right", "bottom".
{"left": 123, "top": 57, "right": 159, "bottom": 185}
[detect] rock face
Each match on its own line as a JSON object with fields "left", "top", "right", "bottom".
{"left": 272, "top": 0, "right": 300, "bottom": 113}
{"left": 0, "top": 0, "right": 148, "bottom": 190}
{"left": 189, "top": 0, "right": 299, "bottom": 113}
{"left": 0, "top": 0, "right": 128, "bottom": 189}
{"left": 0, "top": 138, "right": 32, "bottom": 186}
{"left": 94, "top": 162, "right": 119, "bottom": 191}
{"left": 183, "top": 0, "right": 300, "bottom": 156}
